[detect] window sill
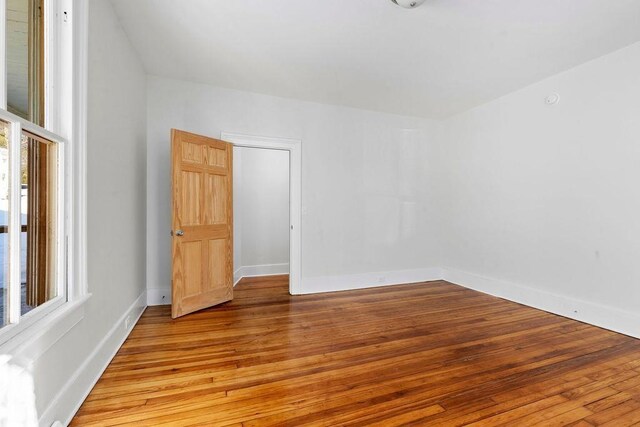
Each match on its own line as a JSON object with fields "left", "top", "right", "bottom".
{"left": 0, "top": 294, "right": 92, "bottom": 363}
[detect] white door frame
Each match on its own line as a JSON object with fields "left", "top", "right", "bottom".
{"left": 221, "top": 132, "right": 302, "bottom": 295}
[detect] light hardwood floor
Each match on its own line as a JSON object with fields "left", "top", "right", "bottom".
{"left": 72, "top": 275, "right": 640, "bottom": 426}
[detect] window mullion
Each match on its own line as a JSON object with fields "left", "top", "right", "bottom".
{"left": 8, "top": 121, "right": 22, "bottom": 324}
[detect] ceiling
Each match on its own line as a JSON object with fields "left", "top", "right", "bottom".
{"left": 110, "top": 0, "right": 640, "bottom": 119}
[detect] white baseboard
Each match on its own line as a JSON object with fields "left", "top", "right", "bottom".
{"left": 442, "top": 267, "right": 640, "bottom": 339}
{"left": 234, "top": 263, "right": 290, "bottom": 286}
{"left": 38, "top": 291, "right": 147, "bottom": 427}
{"left": 149, "top": 264, "right": 291, "bottom": 304}
{"left": 233, "top": 268, "right": 243, "bottom": 286}
{"left": 146, "top": 265, "right": 639, "bottom": 339}
{"left": 299, "top": 267, "right": 443, "bottom": 295}
{"left": 147, "top": 287, "right": 171, "bottom": 306}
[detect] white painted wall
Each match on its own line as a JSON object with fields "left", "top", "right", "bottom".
{"left": 142, "top": 15, "right": 640, "bottom": 337}
{"left": 233, "top": 147, "right": 290, "bottom": 283}
{"left": 27, "top": 1, "right": 148, "bottom": 424}
{"left": 147, "top": 76, "right": 440, "bottom": 301}
{"left": 437, "top": 41, "right": 640, "bottom": 337}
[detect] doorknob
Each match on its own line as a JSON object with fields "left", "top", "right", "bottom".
{"left": 175, "top": 230, "right": 184, "bottom": 237}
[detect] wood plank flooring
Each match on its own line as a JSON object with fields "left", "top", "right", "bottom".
{"left": 72, "top": 276, "right": 640, "bottom": 426}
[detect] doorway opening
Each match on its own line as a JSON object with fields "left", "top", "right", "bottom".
{"left": 222, "top": 133, "right": 301, "bottom": 295}
{"left": 232, "top": 147, "right": 289, "bottom": 286}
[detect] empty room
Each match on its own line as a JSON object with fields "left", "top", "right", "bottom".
{"left": 1, "top": 0, "right": 640, "bottom": 425}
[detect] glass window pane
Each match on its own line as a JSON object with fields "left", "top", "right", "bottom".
{"left": 6, "top": 0, "right": 45, "bottom": 126}
{"left": 0, "top": 122, "right": 8, "bottom": 327}
{"left": 21, "top": 131, "right": 57, "bottom": 315}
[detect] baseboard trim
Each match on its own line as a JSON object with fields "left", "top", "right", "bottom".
{"left": 233, "top": 268, "right": 243, "bottom": 287}
{"left": 299, "top": 267, "right": 443, "bottom": 295}
{"left": 145, "top": 265, "right": 639, "bottom": 339}
{"left": 147, "top": 288, "right": 171, "bottom": 306}
{"left": 148, "top": 263, "right": 291, "bottom": 304}
{"left": 234, "top": 263, "right": 290, "bottom": 286}
{"left": 39, "top": 290, "right": 147, "bottom": 427}
{"left": 442, "top": 267, "right": 640, "bottom": 339}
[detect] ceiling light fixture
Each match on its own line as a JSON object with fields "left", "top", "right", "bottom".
{"left": 391, "top": 0, "right": 426, "bottom": 9}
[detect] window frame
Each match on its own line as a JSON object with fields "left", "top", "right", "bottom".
{"left": 0, "top": 110, "right": 67, "bottom": 344}
{"left": 0, "top": 0, "right": 88, "bottom": 355}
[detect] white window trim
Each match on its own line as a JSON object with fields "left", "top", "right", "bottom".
{"left": 220, "top": 132, "right": 302, "bottom": 295}
{"left": 0, "top": 0, "right": 89, "bottom": 358}
{"left": 0, "top": 0, "right": 5, "bottom": 110}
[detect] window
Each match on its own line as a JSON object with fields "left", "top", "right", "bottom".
{"left": 0, "top": 0, "right": 87, "bottom": 349}
{"left": 0, "top": 114, "right": 65, "bottom": 331}
{"left": 6, "top": 0, "right": 44, "bottom": 126}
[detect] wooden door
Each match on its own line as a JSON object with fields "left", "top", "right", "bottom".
{"left": 171, "top": 129, "right": 233, "bottom": 319}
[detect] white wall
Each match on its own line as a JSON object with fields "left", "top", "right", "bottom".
{"left": 147, "top": 76, "right": 440, "bottom": 301}
{"left": 437, "top": 41, "right": 640, "bottom": 337}
{"left": 233, "top": 147, "right": 290, "bottom": 283}
{"left": 29, "top": 1, "right": 148, "bottom": 424}
{"left": 144, "top": 23, "right": 640, "bottom": 336}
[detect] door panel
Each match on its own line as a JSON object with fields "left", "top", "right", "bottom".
{"left": 182, "top": 241, "right": 203, "bottom": 297}
{"left": 180, "top": 171, "right": 202, "bottom": 225}
{"left": 208, "top": 239, "right": 227, "bottom": 289}
{"left": 182, "top": 142, "right": 204, "bottom": 164}
{"left": 205, "top": 174, "right": 227, "bottom": 224}
{"left": 207, "top": 147, "right": 227, "bottom": 167}
{"left": 172, "top": 129, "right": 233, "bottom": 318}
